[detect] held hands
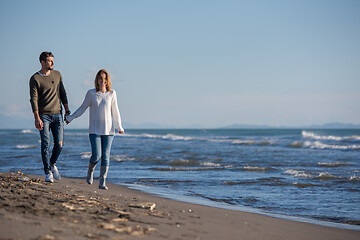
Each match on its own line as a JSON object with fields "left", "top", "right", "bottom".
{"left": 64, "top": 112, "right": 70, "bottom": 125}
{"left": 119, "top": 130, "right": 124, "bottom": 134}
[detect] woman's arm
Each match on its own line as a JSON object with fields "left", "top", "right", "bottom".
{"left": 66, "top": 90, "right": 92, "bottom": 123}
{"left": 111, "top": 90, "right": 124, "bottom": 133}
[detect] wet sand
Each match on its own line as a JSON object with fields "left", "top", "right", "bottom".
{"left": 0, "top": 171, "right": 359, "bottom": 240}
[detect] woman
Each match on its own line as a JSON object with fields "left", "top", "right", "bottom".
{"left": 66, "top": 69, "right": 124, "bottom": 190}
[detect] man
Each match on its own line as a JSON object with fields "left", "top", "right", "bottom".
{"left": 29, "top": 51, "right": 70, "bottom": 182}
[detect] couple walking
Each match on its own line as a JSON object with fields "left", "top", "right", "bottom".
{"left": 29, "top": 51, "right": 124, "bottom": 190}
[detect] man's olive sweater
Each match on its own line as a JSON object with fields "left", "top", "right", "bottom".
{"left": 29, "top": 70, "right": 68, "bottom": 115}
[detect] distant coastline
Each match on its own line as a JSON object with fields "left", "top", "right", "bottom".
{"left": 220, "top": 122, "right": 360, "bottom": 129}
{"left": 1, "top": 112, "right": 359, "bottom": 130}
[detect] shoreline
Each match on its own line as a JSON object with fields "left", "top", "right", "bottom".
{"left": 122, "top": 183, "right": 360, "bottom": 231}
{"left": 1, "top": 171, "right": 359, "bottom": 240}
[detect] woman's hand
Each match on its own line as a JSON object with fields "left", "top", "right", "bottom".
{"left": 119, "top": 130, "right": 124, "bottom": 134}
{"left": 64, "top": 115, "right": 70, "bottom": 125}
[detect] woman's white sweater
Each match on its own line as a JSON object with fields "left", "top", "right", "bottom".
{"left": 66, "top": 89, "right": 124, "bottom": 135}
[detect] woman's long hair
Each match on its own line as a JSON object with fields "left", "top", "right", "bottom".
{"left": 95, "top": 69, "right": 112, "bottom": 91}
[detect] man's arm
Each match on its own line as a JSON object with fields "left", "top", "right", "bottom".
{"left": 33, "top": 111, "right": 43, "bottom": 130}
{"left": 58, "top": 74, "right": 70, "bottom": 119}
{"left": 30, "top": 76, "right": 43, "bottom": 130}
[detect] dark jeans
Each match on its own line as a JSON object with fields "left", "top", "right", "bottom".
{"left": 39, "top": 114, "right": 64, "bottom": 174}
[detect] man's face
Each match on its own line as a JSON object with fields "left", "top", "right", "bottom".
{"left": 43, "top": 57, "right": 54, "bottom": 70}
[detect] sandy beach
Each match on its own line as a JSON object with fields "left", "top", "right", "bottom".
{"left": 0, "top": 171, "right": 359, "bottom": 240}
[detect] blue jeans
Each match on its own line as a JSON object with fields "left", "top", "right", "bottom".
{"left": 39, "top": 114, "right": 64, "bottom": 174}
{"left": 89, "top": 134, "right": 114, "bottom": 167}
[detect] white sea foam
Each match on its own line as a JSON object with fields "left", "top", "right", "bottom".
{"left": 303, "top": 141, "right": 360, "bottom": 150}
{"left": 201, "top": 162, "right": 222, "bottom": 167}
{"left": 111, "top": 154, "right": 135, "bottom": 162}
{"left": 318, "top": 172, "right": 341, "bottom": 180}
{"left": 284, "top": 169, "right": 314, "bottom": 178}
{"left": 208, "top": 139, "right": 231, "bottom": 143}
{"left": 21, "top": 129, "right": 34, "bottom": 134}
{"left": 302, "top": 131, "right": 360, "bottom": 141}
{"left": 162, "top": 134, "right": 193, "bottom": 141}
{"left": 288, "top": 141, "right": 304, "bottom": 148}
{"left": 81, "top": 152, "right": 91, "bottom": 159}
{"left": 16, "top": 144, "right": 36, "bottom": 149}
{"left": 349, "top": 175, "right": 360, "bottom": 181}
{"left": 318, "top": 162, "right": 351, "bottom": 167}
{"left": 243, "top": 166, "right": 272, "bottom": 171}
{"left": 170, "top": 159, "right": 199, "bottom": 167}
{"left": 125, "top": 133, "right": 194, "bottom": 141}
{"left": 232, "top": 140, "right": 256, "bottom": 145}
{"left": 285, "top": 169, "right": 345, "bottom": 181}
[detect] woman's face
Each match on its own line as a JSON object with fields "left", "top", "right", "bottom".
{"left": 98, "top": 73, "right": 107, "bottom": 88}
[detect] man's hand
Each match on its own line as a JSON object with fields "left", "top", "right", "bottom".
{"left": 64, "top": 115, "right": 70, "bottom": 125}
{"left": 64, "top": 107, "right": 70, "bottom": 124}
{"left": 33, "top": 111, "right": 43, "bottom": 130}
{"left": 35, "top": 117, "right": 43, "bottom": 130}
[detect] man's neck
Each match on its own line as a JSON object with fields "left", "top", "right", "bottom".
{"left": 39, "top": 68, "right": 51, "bottom": 76}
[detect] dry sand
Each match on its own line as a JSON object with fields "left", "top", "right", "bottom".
{"left": 0, "top": 171, "right": 359, "bottom": 240}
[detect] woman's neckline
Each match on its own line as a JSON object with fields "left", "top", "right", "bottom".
{"left": 96, "top": 90, "right": 109, "bottom": 94}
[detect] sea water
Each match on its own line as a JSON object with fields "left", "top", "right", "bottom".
{"left": 1, "top": 128, "right": 359, "bottom": 229}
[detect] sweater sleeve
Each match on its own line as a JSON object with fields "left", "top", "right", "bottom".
{"left": 111, "top": 90, "right": 124, "bottom": 132}
{"left": 59, "top": 73, "right": 68, "bottom": 105}
{"left": 29, "top": 76, "right": 38, "bottom": 112}
{"left": 66, "top": 90, "right": 91, "bottom": 123}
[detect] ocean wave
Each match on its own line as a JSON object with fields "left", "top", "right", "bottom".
{"left": 318, "top": 162, "right": 352, "bottom": 167}
{"left": 170, "top": 159, "right": 200, "bottom": 167}
{"left": 232, "top": 140, "right": 256, "bottom": 145}
{"left": 303, "top": 141, "right": 360, "bottom": 150}
{"left": 288, "top": 141, "right": 304, "bottom": 148}
{"left": 302, "top": 131, "right": 360, "bottom": 141}
{"left": 318, "top": 172, "right": 341, "bottom": 180}
{"left": 223, "top": 177, "right": 289, "bottom": 186}
{"left": 242, "top": 166, "right": 274, "bottom": 172}
{"left": 287, "top": 140, "right": 360, "bottom": 150}
{"left": 284, "top": 169, "right": 314, "bottom": 178}
{"left": 81, "top": 152, "right": 91, "bottom": 159}
{"left": 208, "top": 139, "right": 231, "bottom": 143}
{"left": 201, "top": 162, "right": 222, "bottom": 167}
{"left": 284, "top": 169, "right": 348, "bottom": 181}
{"left": 349, "top": 176, "right": 360, "bottom": 181}
{"left": 111, "top": 154, "right": 136, "bottom": 162}
{"left": 21, "top": 129, "right": 35, "bottom": 134}
{"left": 16, "top": 144, "right": 37, "bottom": 149}
{"left": 293, "top": 182, "right": 318, "bottom": 188}
{"left": 64, "top": 132, "right": 88, "bottom": 136}
{"left": 169, "top": 159, "right": 222, "bottom": 168}
{"left": 138, "top": 179, "right": 193, "bottom": 183}
{"left": 125, "top": 133, "right": 194, "bottom": 141}
{"left": 151, "top": 167, "right": 225, "bottom": 171}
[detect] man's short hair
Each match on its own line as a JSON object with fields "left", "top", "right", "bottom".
{"left": 39, "top": 51, "right": 54, "bottom": 63}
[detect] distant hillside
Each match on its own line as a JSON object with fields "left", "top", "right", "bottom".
{"left": 221, "top": 124, "right": 273, "bottom": 129}
{"left": 221, "top": 122, "right": 360, "bottom": 129}
{"left": 305, "top": 122, "right": 360, "bottom": 129}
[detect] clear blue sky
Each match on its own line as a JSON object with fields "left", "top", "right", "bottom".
{"left": 0, "top": 0, "right": 359, "bottom": 128}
